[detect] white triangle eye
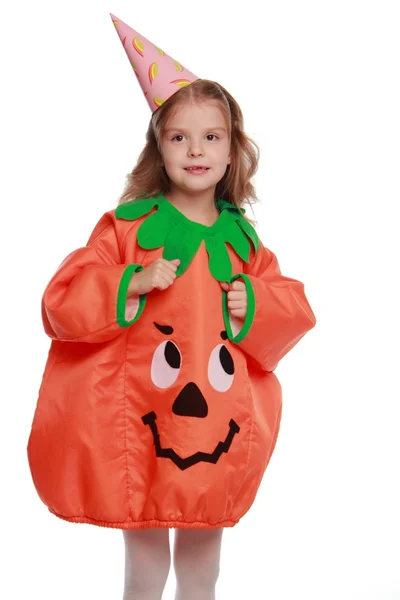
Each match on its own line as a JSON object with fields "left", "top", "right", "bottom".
{"left": 208, "top": 344, "right": 235, "bottom": 392}
{"left": 151, "top": 340, "right": 182, "bottom": 389}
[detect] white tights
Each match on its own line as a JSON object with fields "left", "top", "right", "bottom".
{"left": 122, "top": 527, "right": 224, "bottom": 600}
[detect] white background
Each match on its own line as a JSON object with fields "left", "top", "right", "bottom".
{"left": 1, "top": 0, "right": 399, "bottom": 598}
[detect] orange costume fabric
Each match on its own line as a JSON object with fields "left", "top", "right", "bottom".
{"left": 27, "top": 194, "right": 316, "bottom": 530}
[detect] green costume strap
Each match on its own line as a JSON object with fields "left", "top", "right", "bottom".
{"left": 222, "top": 273, "right": 256, "bottom": 343}
{"left": 117, "top": 264, "right": 147, "bottom": 327}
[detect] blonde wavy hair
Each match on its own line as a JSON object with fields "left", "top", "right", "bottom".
{"left": 118, "top": 79, "right": 260, "bottom": 223}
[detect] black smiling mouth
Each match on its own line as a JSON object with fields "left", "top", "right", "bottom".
{"left": 142, "top": 411, "right": 240, "bottom": 471}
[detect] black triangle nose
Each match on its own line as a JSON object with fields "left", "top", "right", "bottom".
{"left": 172, "top": 382, "right": 208, "bottom": 418}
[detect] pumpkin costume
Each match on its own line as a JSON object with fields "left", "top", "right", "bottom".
{"left": 27, "top": 194, "right": 316, "bottom": 529}
{"left": 27, "top": 15, "right": 316, "bottom": 529}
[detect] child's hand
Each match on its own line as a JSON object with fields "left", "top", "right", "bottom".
{"left": 128, "top": 258, "right": 180, "bottom": 295}
{"left": 219, "top": 280, "right": 247, "bottom": 319}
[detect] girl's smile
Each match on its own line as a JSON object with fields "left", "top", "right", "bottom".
{"left": 184, "top": 166, "right": 211, "bottom": 175}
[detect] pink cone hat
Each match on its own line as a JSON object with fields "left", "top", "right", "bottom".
{"left": 110, "top": 13, "right": 200, "bottom": 113}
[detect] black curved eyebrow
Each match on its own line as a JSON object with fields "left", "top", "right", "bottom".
{"left": 154, "top": 322, "right": 228, "bottom": 341}
{"left": 154, "top": 322, "right": 174, "bottom": 335}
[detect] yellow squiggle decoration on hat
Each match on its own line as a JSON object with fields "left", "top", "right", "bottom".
{"left": 148, "top": 63, "right": 159, "bottom": 84}
{"left": 171, "top": 79, "right": 192, "bottom": 88}
{"left": 133, "top": 37, "right": 144, "bottom": 57}
{"left": 173, "top": 60, "right": 183, "bottom": 72}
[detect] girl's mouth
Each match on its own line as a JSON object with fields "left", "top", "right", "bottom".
{"left": 184, "top": 167, "right": 210, "bottom": 175}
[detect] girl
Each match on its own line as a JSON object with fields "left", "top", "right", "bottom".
{"left": 27, "top": 14, "right": 317, "bottom": 600}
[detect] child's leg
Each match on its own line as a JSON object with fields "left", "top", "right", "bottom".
{"left": 122, "top": 528, "right": 171, "bottom": 600}
{"left": 173, "top": 528, "right": 224, "bottom": 600}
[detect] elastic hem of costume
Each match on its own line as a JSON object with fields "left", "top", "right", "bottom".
{"left": 48, "top": 509, "right": 238, "bottom": 529}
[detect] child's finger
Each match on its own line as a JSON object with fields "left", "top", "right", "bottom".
{"left": 228, "top": 290, "right": 247, "bottom": 301}
{"left": 231, "top": 280, "right": 245, "bottom": 291}
{"left": 228, "top": 300, "right": 247, "bottom": 308}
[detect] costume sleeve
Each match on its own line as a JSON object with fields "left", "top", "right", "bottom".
{"left": 222, "top": 242, "right": 316, "bottom": 372}
{"left": 41, "top": 212, "right": 147, "bottom": 343}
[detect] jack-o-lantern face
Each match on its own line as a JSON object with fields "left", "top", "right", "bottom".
{"left": 141, "top": 322, "right": 241, "bottom": 471}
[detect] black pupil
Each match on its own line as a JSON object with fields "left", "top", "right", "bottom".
{"left": 165, "top": 341, "right": 181, "bottom": 369}
{"left": 220, "top": 346, "right": 234, "bottom": 375}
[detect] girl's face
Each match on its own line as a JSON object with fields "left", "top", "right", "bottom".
{"left": 159, "top": 100, "right": 231, "bottom": 196}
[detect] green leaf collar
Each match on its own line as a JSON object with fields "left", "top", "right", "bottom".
{"left": 115, "top": 193, "right": 260, "bottom": 282}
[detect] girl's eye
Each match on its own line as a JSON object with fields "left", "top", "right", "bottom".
{"left": 171, "top": 134, "right": 219, "bottom": 142}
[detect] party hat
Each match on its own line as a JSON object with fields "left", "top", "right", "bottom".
{"left": 110, "top": 13, "right": 200, "bottom": 113}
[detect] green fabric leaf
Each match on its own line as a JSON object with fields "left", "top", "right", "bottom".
{"left": 205, "top": 236, "right": 233, "bottom": 281}
{"left": 236, "top": 217, "right": 260, "bottom": 252}
{"left": 115, "top": 197, "right": 159, "bottom": 221}
{"left": 137, "top": 207, "right": 173, "bottom": 249}
{"left": 163, "top": 225, "right": 203, "bottom": 277}
{"left": 216, "top": 199, "right": 246, "bottom": 215}
{"left": 221, "top": 221, "right": 252, "bottom": 263}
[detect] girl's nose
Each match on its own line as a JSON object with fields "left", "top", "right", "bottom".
{"left": 188, "top": 150, "right": 204, "bottom": 158}
{"left": 188, "top": 143, "right": 204, "bottom": 156}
